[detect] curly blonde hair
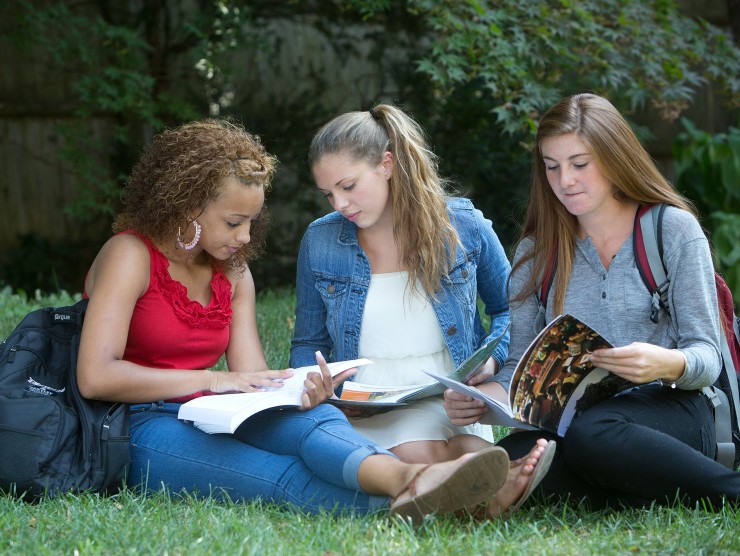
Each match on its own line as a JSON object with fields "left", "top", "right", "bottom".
{"left": 113, "top": 119, "right": 276, "bottom": 273}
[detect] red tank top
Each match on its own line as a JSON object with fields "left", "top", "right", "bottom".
{"left": 98, "top": 231, "right": 232, "bottom": 402}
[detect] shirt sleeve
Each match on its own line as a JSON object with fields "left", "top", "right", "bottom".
{"left": 471, "top": 205, "right": 511, "bottom": 369}
{"left": 490, "top": 238, "right": 538, "bottom": 391}
{"left": 661, "top": 207, "right": 722, "bottom": 389}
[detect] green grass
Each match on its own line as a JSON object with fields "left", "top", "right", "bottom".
{"left": 2, "top": 286, "right": 739, "bottom": 555}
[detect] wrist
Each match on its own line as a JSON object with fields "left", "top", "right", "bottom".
{"left": 661, "top": 350, "right": 687, "bottom": 389}
{"left": 205, "top": 369, "right": 219, "bottom": 393}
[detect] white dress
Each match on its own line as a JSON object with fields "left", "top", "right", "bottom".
{"left": 350, "top": 271, "right": 494, "bottom": 449}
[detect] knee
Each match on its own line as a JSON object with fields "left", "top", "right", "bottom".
{"left": 391, "top": 440, "right": 450, "bottom": 464}
{"left": 303, "top": 403, "right": 348, "bottom": 426}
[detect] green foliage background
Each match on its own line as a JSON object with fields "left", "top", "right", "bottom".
{"left": 2, "top": 0, "right": 739, "bottom": 301}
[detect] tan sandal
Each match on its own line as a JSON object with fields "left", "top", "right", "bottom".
{"left": 389, "top": 446, "right": 510, "bottom": 526}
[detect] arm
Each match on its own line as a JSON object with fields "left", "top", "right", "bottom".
{"left": 289, "top": 231, "right": 333, "bottom": 367}
{"left": 591, "top": 209, "right": 721, "bottom": 389}
{"left": 472, "top": 206, "right": 512, "bottom": 371}
{"left": 491, "top": 238, "right": 540, "bottom": 391}
{"left": 227, "top": 267, "right": 337, "bottom": 408}
{"left": 446, "top": 239, "right": 538, "bottom": 422}
{"left": 77, "top": 235, "right": 291, "bottom": 403}
{"left": 224, "top": 264, "right": 269, "bottom": 374}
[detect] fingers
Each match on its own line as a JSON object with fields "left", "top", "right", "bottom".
{"left": 443, "top": 389, "right": 480, "bottom": 403}
{"left": 443, "top": 388, "right": 486, "bottom": 425}
{"left": 253, "top": 369, "right": 295, "bottom": 386}
{"left": 340, "top": 406, "right": 363, "bottom": 418}
{"left": 467, "top": 368, "right": 493, "bottom": 385}
{"left": 466, "top": 357, "right": 496, "bottom": 386}
{"left": 301, "top": 371, "right": 331, "bottom": 409}
{"left": 331, "top": 368, "right": 357, "bottom": 389}
{"left": 209, "top": 369, "right": 294, "bottom": 394}
{"left": 590, "top": 342, "right": 677, "bottom": 384}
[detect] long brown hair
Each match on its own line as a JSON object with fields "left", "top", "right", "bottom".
{"left": 511, "top": 93, "right": 695, "bottom": 314}
{"left": 113, "top": 119, "right": 276, "bottom": 274}
{"left": 309, "top": 104, "right": 459, "bottom": 296}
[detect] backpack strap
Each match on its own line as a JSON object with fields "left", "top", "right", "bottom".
{"left": 704, "top": 338, "right": 740, "bottom": 469}
{"left": 536, "top": 242, "right": 558, "bottom": 331}
{"left": 704, "top": 384, "right": 736, "bottom": 468}
{"left": 636, "top": 203, "right": 739, "bottom": 468}
{"left": 713, "top": 284, "right": 740, "bottom": 468}
{"left": 633, "top": 204, "right": 670, "bottom": 323}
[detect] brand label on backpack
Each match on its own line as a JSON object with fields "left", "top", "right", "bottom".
{"left": 26, "top": 377, "right": 65, "bottom": 396}
{"left": 53, "top": 313, "right": 73, "bottom": 322}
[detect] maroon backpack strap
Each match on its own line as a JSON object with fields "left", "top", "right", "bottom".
{"left": 633, "top": 204, "right": 658, "bottom": 291}
{"left": 536, "top": 242, "right": 558, "bottom": 330}
{"left": 539, "top": 243, "right": 557, "bottom": 307}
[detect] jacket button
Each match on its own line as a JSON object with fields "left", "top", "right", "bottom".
{"left": 461, "top": 269, "right": 469, "bottom": 278}
{"left": 447, "top": 326, "right": 457, "bottom": 335}
{"left": 327, "top": 284, "right": 335, "bottom": 294}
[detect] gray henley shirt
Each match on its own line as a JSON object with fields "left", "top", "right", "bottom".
{"left": 493, "top": 206, "right": 722, "bottom": 392}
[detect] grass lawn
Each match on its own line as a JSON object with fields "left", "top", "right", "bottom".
{"left": 1, "top": 286, "right": 739, "bottom": 555}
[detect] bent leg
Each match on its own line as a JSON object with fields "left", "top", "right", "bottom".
{"left": 563, "top": 384, "right": 740, "bottom": 507}
{"left": 391, "top": 435, "right": 495, "bottom": 464}
{"left": 233, "top": 404, "right": 393, "bottom": 492}
{"left": 129, "top": 403, "right": 387, "bottom": 514}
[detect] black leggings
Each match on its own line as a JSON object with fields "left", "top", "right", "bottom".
{"left": 497, "top": 383, "right": 740, "bottom": 509}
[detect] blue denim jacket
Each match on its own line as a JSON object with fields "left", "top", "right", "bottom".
{"left": 289, "top": 197, "right": 511, "bottom": 371}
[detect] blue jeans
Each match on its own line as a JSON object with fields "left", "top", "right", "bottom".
{"left": 128, "top": 402, "right": 391, "bottom": 514}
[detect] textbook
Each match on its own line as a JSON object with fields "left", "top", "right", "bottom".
{"left": 424, "top": 314, "right": 627, "bottom": 436}
{"left": 177, "top": 358, "right": 372, "bottom": 434}
{"left": 329, "top": 327, "right": 508, "bottom": 408}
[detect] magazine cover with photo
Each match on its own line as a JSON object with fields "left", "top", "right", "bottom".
{"left": 510, "top": 314, "right": 622, "bottom": 434}
{"left": 425, "top": 314, "right": 630, "bottom": 436}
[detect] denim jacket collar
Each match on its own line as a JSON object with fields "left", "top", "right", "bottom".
{"left": 338, "top": 216, "right": 360, "bottom": 246}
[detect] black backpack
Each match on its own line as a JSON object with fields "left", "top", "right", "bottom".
{"left": 538, "top": 204, "right": 740, "bottom": 469}
{"left": 0, "top": 298, "right": 130, "bottom": 499}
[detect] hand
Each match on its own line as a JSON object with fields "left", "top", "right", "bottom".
{"left": 300, "top": 351, "right": 344, "bottom": 410}
{"left": 590, "top": 342, "right": 687, "bottom": 384}
{"left": 465, "top": 357, "right": 498, "bottom": 386}
{"left": 208, "top": 368, "right": 294, "bottom": 394}
{"left": 338, "top": 404, "right": 392, "bottom": 418}
{"left": 338, "top": 405, "right": 364, "bottom": 418}
{"left": 331, "top": 368, "right": 358, "bottom": 390}
{"left": 443, "top": 388, "right": 487, "bottom": 426}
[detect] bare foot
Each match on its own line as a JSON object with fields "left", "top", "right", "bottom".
{"left": 485, "top": 438, "right": 554, "bottom": 518}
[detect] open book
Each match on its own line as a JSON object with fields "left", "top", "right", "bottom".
{"left": 424, "top": 314, "right": 624, "bottom": 436}
{"left": 177, "top": 358, "right": 372, "bottom": 434}
{"left": 329, "top": 326, "right": 508, "bottom": 407}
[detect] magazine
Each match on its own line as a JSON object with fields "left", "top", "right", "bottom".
{"left": 329, "top": 326, "right": 508, "bottom": 407}
{"left": 424, "top": 314, "right": 625, "bottom": 436}
{"left": 177, "top": 358, "right": 372, "bottom": 434}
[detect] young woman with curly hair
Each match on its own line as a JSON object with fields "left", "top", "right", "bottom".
{"left": 76, "top": 118, "right": 529, "bottom": 523}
